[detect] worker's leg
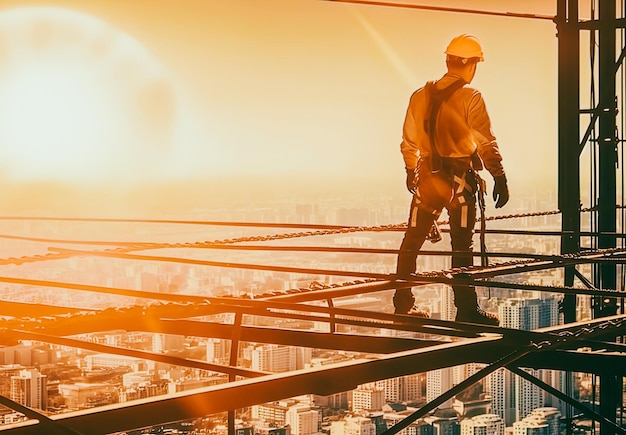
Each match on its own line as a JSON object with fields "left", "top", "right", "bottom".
{"left": 394, "top": 203, "right": 437, "bottom": 313}
{"left": 447, "top": 170, "right": 498, "bottom": 325}
{"left": 394, "top": 170, "right": 449, "bottom": 314}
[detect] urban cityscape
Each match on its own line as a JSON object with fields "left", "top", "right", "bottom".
{"left": 0, "top": 183, "right": 608, "bottom": 435}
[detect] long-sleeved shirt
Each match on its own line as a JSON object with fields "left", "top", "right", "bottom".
{"left": 400, "top": 73, "right": 505, "bottom": 177}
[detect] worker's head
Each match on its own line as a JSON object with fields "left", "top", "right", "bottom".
{"left": 445, "top": 34, "right": 484, "bottom": 83}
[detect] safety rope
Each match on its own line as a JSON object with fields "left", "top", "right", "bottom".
{"left": 0, "top": 207, "right": 619, "bottom": 271}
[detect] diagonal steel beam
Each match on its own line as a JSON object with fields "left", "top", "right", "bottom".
{"left": 508, "top": 367, "right": 626, "bottom": 435}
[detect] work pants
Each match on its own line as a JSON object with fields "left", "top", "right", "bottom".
{"left": 394, "top": 159, "right": 479, "bottom": 314}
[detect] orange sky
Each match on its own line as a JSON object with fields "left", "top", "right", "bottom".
{"left": 0, "top": 0, "right": 563, "bottom": 212}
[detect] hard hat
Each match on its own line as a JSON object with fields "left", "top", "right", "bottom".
{"left": 445, "top": 34, "right": 484, "bottom": 61}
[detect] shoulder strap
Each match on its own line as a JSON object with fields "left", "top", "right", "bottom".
{"left": 424, "top": 79, "right": 466, "bottom": 172}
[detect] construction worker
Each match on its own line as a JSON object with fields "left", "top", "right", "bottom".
{"left": 393, "top": 34, "right": 509, "bottom": 325}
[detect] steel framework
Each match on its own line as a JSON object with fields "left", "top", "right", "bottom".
{"left": 0, "top": 1, "right": 624, "bottom": 434}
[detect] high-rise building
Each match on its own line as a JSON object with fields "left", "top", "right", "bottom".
{"left": 352, "top": 387, "right": 386, "bottom": 412}
{"left": 402, "top": 373, "right": 425, "bottom": 402}
{"left": 373, "top": 377, "right": 401, "bottom": 403}
{"left": 285, "top": 404, "right": 319, "bottom": 435}
{"left": 487, "top": 357, "right": 545, "bottom": 425}
{"left": 539, "top": 371, "right": 573, "bottom": 417}
{"left": 498, "top": 298, "right": 559, "bottom": 331}
{"left": 252, "top": 400, "right": 291, "bottom": 426}
{"left": 206, "top": 338, "right": 231, "bottom": 364}
{"left": 514, "top": 369, "right": 544, "bottom": 424}
{"left": 0, "top": 365, "right": 25, "bottom": 399}
{"left": 487, "top": 297, "right": 565, "bottom": 425}
{"left": 10, "top": 368, "right": 47, "bottom": 411}
{"left": 250, "top": 345, "right": 311, "bottom": 373}
{"left": 486, "top": 368, "right": 512, "bottom": 425}
{"left": 440, "top": 287, "right": 455, "bottom": 321}
{"left": 427, "top": 367, "right": 454, "bottom": 409}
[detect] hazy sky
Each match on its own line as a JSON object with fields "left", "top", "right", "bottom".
{"left": 0, "top": 0, "right": 562, "bottom": 212}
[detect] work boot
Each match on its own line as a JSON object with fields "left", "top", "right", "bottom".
{"left": 407, "top": 305, "right": 430, "bottom": 318}
{"left": 393, "top": 289, "right": 415, "bottom": 314}
{"left": 455, "top": 307, "right": 499, "bottom": 326}
{"left": 453, "top": 285, "right": 499, "bottom": 326}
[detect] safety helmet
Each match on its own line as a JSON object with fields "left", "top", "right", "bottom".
{"left": 445, "top": 34, "right": 484, "bottom": 62}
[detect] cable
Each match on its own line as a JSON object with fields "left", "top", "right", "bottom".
{"left": 324, "top": 0, "right": 554, "bottom": 20}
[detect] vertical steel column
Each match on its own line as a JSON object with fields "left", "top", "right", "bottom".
{"left": 596, "top": 3, "right": 620, "bottom": 434}
{"left": 557, "top": 0, "right": 581, "bottom": 324}
{"left": 595, "top": 0, "right": 619, "bottom": 318}
{"left": 600, "top": 374, "right": 621, "bottom": 435}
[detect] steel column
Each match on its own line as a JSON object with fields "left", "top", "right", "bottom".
{"left": 557, "top": 0, "right": 581, "bottom": 324}
{"left": 595, "top": 0, "right": 619, "bottom": 317}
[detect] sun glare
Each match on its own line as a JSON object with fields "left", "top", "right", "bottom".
{"left": 0, "top": 7, "right": 178, "bottom": 183}
{"left": 0, "top": 62, "right": 118, "bottom": 178}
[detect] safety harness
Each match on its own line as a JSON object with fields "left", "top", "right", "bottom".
{"left": 424, "top": 79, "right": 466, "bottom": 173}
{"left": 423, "top": 79, "right": 489, "bottom": 263}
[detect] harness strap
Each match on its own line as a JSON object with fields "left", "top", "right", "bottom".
{"left": 474, "top": 171, "right": 489, "bottom": 267}
{"left": 424, "top": 79, "right": 466, "bottom": 173}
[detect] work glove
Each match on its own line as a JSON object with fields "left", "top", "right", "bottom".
{"left": 492, "top": 174, "right": 509, "bottom": 208}
{"left": 405, "top": 167, "right": 418, "bottom": 194}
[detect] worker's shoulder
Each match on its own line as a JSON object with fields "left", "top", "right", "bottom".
{"left": 456, "top": 86, "right": 484, "bottom": 103}
{"left": 408, "top": 85, "right": 427, "bottom": 102}
{"left": 459, "top": 85, "right": 482, "bottom": 96}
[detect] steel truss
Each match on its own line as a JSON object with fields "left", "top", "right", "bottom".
{"left": 0, "top": 239, "right": 619, "bottom": 433}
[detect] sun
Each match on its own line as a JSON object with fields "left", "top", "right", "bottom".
{"left": 0, "top": 7, "right": 179, "bottom": 183}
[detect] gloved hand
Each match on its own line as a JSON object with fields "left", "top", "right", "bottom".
{"left": 492, "top": 174, "right": 509, "bottom": 208}
{"left": 405, "top": 167, "right": 418, "bottom": 194}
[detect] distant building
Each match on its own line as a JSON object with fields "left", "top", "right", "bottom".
{"left": 250, "top": 345, "right": 311, "bottom": 373}
{"left": 384, "top": 410, "right": 434, "bottom": 435}
{"left": 512, "top": 419, "right": 549, "bottom": 435}
{"left": 252, "top": 399, "right": 318, "bottom": 433}
{"left": 0, "top": 345, "right": 34, "bottom": 366}
{"left": 286, "top": 403, "right": 319, "bottom": 435}
{"left": 424, "top": 415, "right": 460, "bottom": 435}
{"left": 498, "top": 298, "right": 558, "bottom": 331}
{"left": 10, "top": 368, "right": 47, "bottom": 411}
{"left": 513, "top": 408, "right": 561, "bottom": 435}
{"left": 122, "top": 370, "right": 155, "bottom": 388}
{"left": 253, "top": 400, "right": 292, "bottom": 427}
{"left": 361, "top": 374, "right": 424, "bottom": 404}
{"left": 453, "top": 398, "right": 492, "bottom": 419}
{"left": 58, "top": 382, "right": 116, "bottom": 409}
{"left": 254, "top": 425, "right": 291, "bottom": 435}
{"left": 352, "top": 387, "right": 385, "bottom": 412}
{"left": 331, "top": 416, "right": 376, "bottom": 435}
{"left": 83, "top": 353, "right": 149, "bottom": 372}
{"left": 235, "top": 426, "right": 254, "bottom": 435}
{"left": 314, "top": 391, "right": 349, "bottom": 409}
{"left": 206, "top": 338, "right": 231, "bottom": 364}
{"left": 487, "top": 298, "right": 567, "bottom": 425}
{"left": 459, "top": 414, "right": 504, "bottom": 435}
{"left": 402, "top": 373, "right": 426, "bottom": 402}
{"left": 0, "top": 365, "right": 25, "bottom": 398}
{"left": 427, "top": 367, "right": 454, "bottom": 409}
{"left": 151, "top": 333, "right": 185, "bottom": 353}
